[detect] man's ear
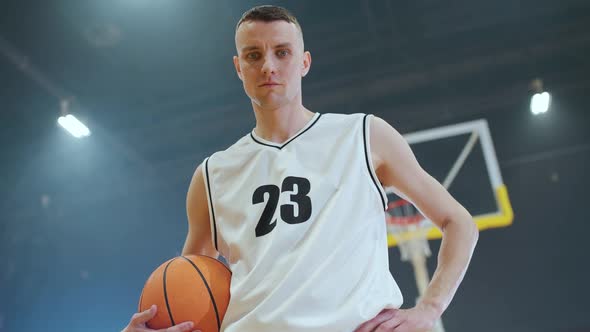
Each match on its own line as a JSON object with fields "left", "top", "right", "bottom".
{"left": 301, "top": 51, "right": 312, "bottom": 77}
{"left": 233, "top": 55, "right": 243, "bottom": 80}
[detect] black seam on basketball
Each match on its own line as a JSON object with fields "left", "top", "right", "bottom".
{"left": 163, "top": 258, "right": 178, "bottom": 326}
{"left": 249, "top": 113, "right": 322, "bottom": 150}
{"left": 181, "top": 256, "right": 222, "bottom": 332}
{"left": 205, "top": 158, "right": 219, "bottom": 251}
{"left": 199, "top": 254, "right": 232, "bottom": 274}
{"left": 363, "top": 114, "right": 387, "bottom": 210}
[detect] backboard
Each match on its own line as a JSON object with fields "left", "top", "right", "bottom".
{"left": 385, "top": 119, "right": 513, "bottom": 247}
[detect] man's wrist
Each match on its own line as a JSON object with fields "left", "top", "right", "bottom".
{"left": 417, "top": 298, "right": 446, "bottom": 317}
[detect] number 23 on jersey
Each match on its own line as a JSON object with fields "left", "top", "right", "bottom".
{"left": 252, "top": 176, "right": 312, "bottom": 237}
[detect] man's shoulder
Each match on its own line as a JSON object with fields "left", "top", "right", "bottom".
{"left": 316, "top": 112, "right": 369, "bottom": 131}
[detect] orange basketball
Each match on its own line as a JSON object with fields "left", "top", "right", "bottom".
{"left": 138, "top": 255, "right": 231, "bottom": 332}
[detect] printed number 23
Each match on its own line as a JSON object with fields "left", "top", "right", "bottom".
{"left": 252, "top": 176, "right": 312, "bottom": 237}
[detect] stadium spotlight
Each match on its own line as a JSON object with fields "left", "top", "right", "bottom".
{"left": 530, "top": 78, "right": 551, "bottom": 115}
{"left": 57, "top": 99, "right": 91, "bottom": 138}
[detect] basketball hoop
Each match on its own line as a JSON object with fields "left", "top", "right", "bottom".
{"left": 386, "top": 199, "right": 446, "bottom": 332}
{"left": 386, "top": 199, "right": 431, "bottom": 261}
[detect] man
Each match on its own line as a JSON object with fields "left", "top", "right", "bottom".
{"left": 123, "top": 5, "right": 478, "bottom": 332}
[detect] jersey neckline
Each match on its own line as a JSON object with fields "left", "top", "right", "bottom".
{"left": 249, "top": 112, "right": 322, "bottom": 150}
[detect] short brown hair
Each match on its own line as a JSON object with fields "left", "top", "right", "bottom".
{"left": 236, "top": 5, "right": 303, "bottom": 36}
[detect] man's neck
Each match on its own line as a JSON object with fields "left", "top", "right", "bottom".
{"left": 252, "top": 102, "right": 315, "bottom": 144}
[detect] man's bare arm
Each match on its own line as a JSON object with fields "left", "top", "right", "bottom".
{"left": 182, "top": 164, "right": 219, "bottom": 259}
{"left": 370, "top": 116, "right": 478, "bottom": 315}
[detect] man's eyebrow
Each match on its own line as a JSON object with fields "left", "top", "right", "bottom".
{"left": 241, "top": 43, "right": 293, "bottom": 53}
{"left": 241, "top": 45, "right": 259, "bottom": 53}
{"left": 274, "top": 43, "right": 293, "bottom": 49}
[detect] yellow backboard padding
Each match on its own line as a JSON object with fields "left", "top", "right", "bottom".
{"left": 387, "top": 185, "right": 513, "bottom": 247}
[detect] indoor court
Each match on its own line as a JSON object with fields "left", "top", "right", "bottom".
{"left": 1, "top": 1, "right": 589, "bottom": 332}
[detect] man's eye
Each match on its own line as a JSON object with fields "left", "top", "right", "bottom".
{"left": 246, "top": 53, "right": 260, "bottom": 60}
{"left": 277, "top": 50, "right": 290, "bottom": 57}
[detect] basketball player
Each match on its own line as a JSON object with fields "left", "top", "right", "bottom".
{"left": 122, "top": 5, "right": 478, "bottom": 332}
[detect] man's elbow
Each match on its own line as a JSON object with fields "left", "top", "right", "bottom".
{"left": 469, "top": 221, "right": 479, "bottom": 247}
{"left": 442, "top": 210, "right": 479, "bottom": 244}
{"left": 460, "top": 214, "right": 479, "bottom": 248}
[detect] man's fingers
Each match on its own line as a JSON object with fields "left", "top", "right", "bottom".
{"left": 354, "top": 309, "right": 398, "bottom": 332}
{"left": 388, "top": 320, "right": 431, "bottom": 332}
{"left": 130, "top": 304, "right": 157, "bottom": 326}
{"left": 374, "top": 316, "right": 403, "bottom": 332}
{"left": 127, "top": 306, "right": 194, "bottom": 332}
{"left": 386, "top": 321, "right": 412, "bottom": 332}
{"left": 158, "top": 321, "right": 194, "bottom": 332}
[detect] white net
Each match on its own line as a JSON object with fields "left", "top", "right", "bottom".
{"left": 386, "top": 200, "right": 432, "bottom": 262}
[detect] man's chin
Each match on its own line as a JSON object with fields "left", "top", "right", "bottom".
{"left": 252, "top": 96, "right": 290, "bottom": 110}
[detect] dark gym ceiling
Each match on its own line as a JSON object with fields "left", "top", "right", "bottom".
{"left": 1, "top": 0, "right": 589, "bottom": 214}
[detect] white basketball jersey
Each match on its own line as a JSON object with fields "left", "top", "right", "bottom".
{"left": 203, "top": 112, "right": 403, "bottom": 332}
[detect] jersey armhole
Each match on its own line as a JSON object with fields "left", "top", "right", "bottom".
{"left": 202, "top": 157, "right": 219, "bottom": 251}
{"left": 362, "top": 114, "right": 388, "bottom": 210}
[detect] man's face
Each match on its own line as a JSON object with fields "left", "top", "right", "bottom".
{"left": 233, "top": 20, "right": 311, "bottom": 110}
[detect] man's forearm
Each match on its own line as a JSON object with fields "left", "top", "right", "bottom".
{"left": 419, "top": 215, "right": 479, "bottom": 315}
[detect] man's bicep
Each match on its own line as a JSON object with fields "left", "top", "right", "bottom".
{"left": 370, "top": 116, "right": 423, "bottom": 190}
{"left": 370, "top": 116, "right": 466, "bottom": 230}
{"left": 182, "top": 164, "right": 218, "bottom": 258}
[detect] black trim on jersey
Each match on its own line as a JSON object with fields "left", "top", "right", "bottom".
{"left": 249, "top": 114, "right": 322, "bottom": 150}
{"left": 363, "top": 114, "right": 387, "bottom": 210}
{"left": 181, "top": 256, "right": 223, "bottom": 331}
{"left": 204, "top": 158, "right": 219, "bottom": 251}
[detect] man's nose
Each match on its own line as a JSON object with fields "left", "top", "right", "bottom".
{"left": 261, "top": 56, "right": 277, "bottom": 75}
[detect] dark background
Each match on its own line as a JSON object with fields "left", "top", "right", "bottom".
{"left": 1, "top": 1, "right": 589, "bottom": 331}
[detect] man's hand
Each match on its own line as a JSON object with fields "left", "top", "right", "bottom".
{"left": 354, "top": 303, "right": 441, "bottom": 332}
{"left": 121, "top": 305, "right": 195, "bottom": 332}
